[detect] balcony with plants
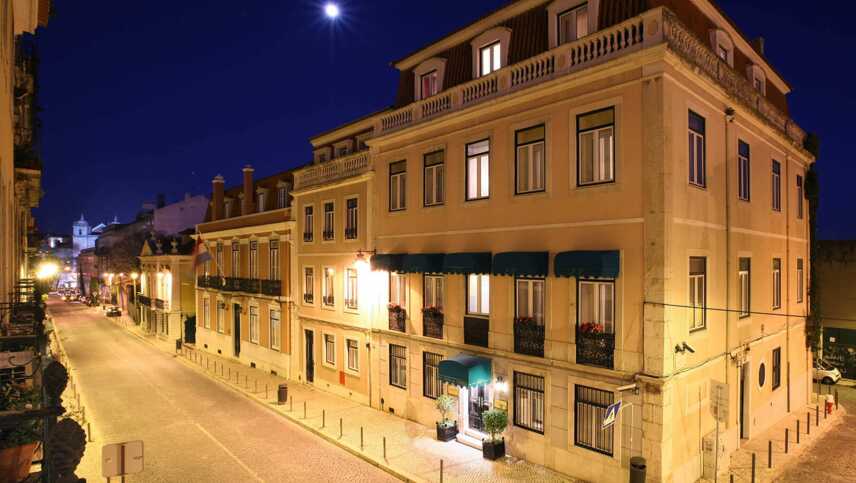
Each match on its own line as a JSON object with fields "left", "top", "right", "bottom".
{"left": 422, "top": 306, "right": 443, "bottom": 339}
{"left": 513, "top": 316, "right": 544, "bottom": 358}
{"left": 388, "top": 304, "right": 406, "bottom": 332}
{"left": 576, "top": 322, "right": 615, "bottom": 369}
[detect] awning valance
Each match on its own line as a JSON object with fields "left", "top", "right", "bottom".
{"left": 438, "top": 354, "right": 492, "bottom": 387}
{"left": 441, "top": 252, "right": 492, "bottom": 274}
{"left": 401, "top": 253, "right": 445, "bottom": 273}
{"left": 371, "top": 253, "right": 406, "bottom": 272}
{"left": 492, "top": 252, "right": 549, "bottom": 277}
{"left": 554, "top": 250, "right": 620, "bottom": 278}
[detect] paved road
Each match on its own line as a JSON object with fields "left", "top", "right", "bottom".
{"left": 50, "top": 299, "right": 397, "bottom": 483}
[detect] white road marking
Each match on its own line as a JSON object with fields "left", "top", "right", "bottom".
{"left": 193, "top": 422, "right": 265, "bottom": 483}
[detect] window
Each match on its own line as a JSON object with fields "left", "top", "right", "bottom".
{"left": 257, "top": 192, "right": 266, "bottom": 212}
{"left": 249, "top": 241, "right": 258, "bottom": 279}
{"left": 217, "top": 301, "right": 225, "bottom": 333}
{"left": 277, "top": 186, "right": 288, "bottom": 208}
{"left": 203, "top": 257, "right": 211, "bottom": 277}
{"left": 390, "top": 272, "right": 407, "bottom": 307}
{"left": 203, "top": 298, "right": 211, "bottom": 329}
{"left": 347, "top": 339, "right": 359, "bottom": 372}
{"left": 738, "top": 140, "right": 751, "bottom": 201}
{"left": 303, "top": 267, "right": 314, "bottom": 304}
{"left": 796, "top": 175, "right": 804, "bottom": 219}
{"left": 323, "top": 202, "right": 334, "bottom": 241}
{"left": 797, "top": 258, "right": 804, "bottom": 303}
{"left": 270, "top": 308, "right": 281, "bottom": 350}
{"left": 423, "top": 275, "right": 444, "bottom": 311}
{"left": 558, "top": 3, "right": 588, "bottom": 44}
{"left": 516, "top": 125, "right": 546, "bottom": 194}
{"left": 216, "top": 243, "right": 223, "bottom": 275}
{"left": 772, "top": 258, "right": 782, "bottom": 309}
{"left": 324, "top": 334, "right": 335, "bottom": 365}
{"left": 389, "top": 161, "right": 407, "bottom": 211}
{"left": 421, "top": 70, "right": 438, "bottom": 98}
{"left": 753, "top": 76, "right": 764, "bottom": 93}
{"left": 345, "top": 198, "right": 358, "bottom": 239}
{"left": 739, "top": 258, "right": 751, "bottom": 318}
{"left": 323, "top": 267, "right": 335, "bottom": 307}
{"left": 575, "top": 385, "right": 614, "bottom": 455}
{"left": 231, "top": 242, "right": 240, "bottom": 277}
{"left": 303, "top": 206, "right": 314, "bottom": 242}
{"left": 269, "top": 241, "right": 279, "bottom": 280}
{"left": 515, "top": 278, "right": 545, "bottom": 325}
{"left": 578, "top": 108, "right": 615, "bottom": 185}
{"left": 467, "top": 274, "right": 490, "bottom": 316}
{"left": 688, "top": 111, "right": 706, "bottom": 187}
{"left": 772, "top": 160, "right": 781, "bottom": 211}
{"left": 224, "top": 199, "right": 233, "bottom": 218}
{"left": 689, "top": 257, "right": 706, "bottom": 330}
{"left": 717, "top": 44, "right": 729, "bottom": 61}
{"left": 466, "top": 139, "right": 490, "bottom": 200}
{"left": 389, "top": 344, "right": 407, "bottom": 389}
{"left": 578, "top": 280, "right": 614, "bottom": 333}
{"left": 423, "top": 352, "right": 443, "bottom": 399}
{"left": 345, "top": 268, "right": 358, "bottom": 310}
{"left": 336, "top": 146, "right": 349, "bottom": 158}
{"left": 479, "top": 41, "right": 501, "bottom": 76}
{"left": 423, "top": 151, "right": 445, "bottom": 206}
{"left": 249, "top": 306, "right": 259, "bottom": 344}
{"left": 772, "top": 347, "right": 782, "bottom": 390}
{"left": 514, "top": 372, "right": 544, "bottom": 433}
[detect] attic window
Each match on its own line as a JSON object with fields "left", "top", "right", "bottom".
{"left": 470, "top": 27, "right": 511, "bottom": 79}
{"left": 480, "top": 42, "right": 501, "bottom": 76}
{"left": 747, "top": 65, "right": 766, "bottom": 95}
{"left": 548, "top": 0, "right": 598, "bottom": 48}
{"left": 709, "top": 29, "right": 734, "bottom": 67}
{"left": 413, "top": 58, "right": 447, "bottom": 101}
{"left": 558, "top": 3, "right": 588, "bottom": 44}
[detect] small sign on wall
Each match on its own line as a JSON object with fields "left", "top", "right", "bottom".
{"left": 494, "top": 399, "right": 508, "bottom": 411}
{"left": 446, "top": 386, "right": 459, "bottom": 397}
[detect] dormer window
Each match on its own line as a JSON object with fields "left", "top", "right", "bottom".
{"left": 420, "top": 70, "right": 439, "bottom": 98}
{"left": 413, "top": 58, "right": 447, "bottom": 101}
{"left": 747, "top": 64, "right": 766, "bottom": 95}
{"left": 224, "top": 198, "right": 234, "bottom": 218}
{"left": 336, "top": 146, "right": 349, "bottom": 158}
{"left": 548, "top": 0, "right": 597, "bottom": 48}
{"left": 709, "top": 29, "right": 734, "bottom": 67}
{"left": 256, "top": 188, "right": 268, "bottom": 212}
{"left": 480, "top": 42, "right": 501, "bottom": 76}
{"left": 470, "top": 27, "right": 511, "bottom": 79}
{"left": 314, "top": 147, "right": 332, "bottom": 163}
{"left": 558, "top": 3, "right": 588, "bottom": 44}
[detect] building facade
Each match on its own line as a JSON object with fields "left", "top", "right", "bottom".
{"left": 817, "top": 240, "right": 856, "bottom": 377}
{"left": 138, "top": 236, "right": 196, "bottom": 339}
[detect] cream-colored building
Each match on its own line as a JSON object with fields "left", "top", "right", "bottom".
{"left": 289, "top": 1, "right": 814, "bottom": 482}
{"left": 137, "top": 236, "right": 197, "bottom": 340}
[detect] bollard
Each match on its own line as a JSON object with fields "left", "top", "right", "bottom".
{"left": 229, "top": 367, "right": 231, "bottom": 380}
{"left": 836, "top": 389, "right": 839, "bottom": 410}
{"left": 440, "top": 459, "right": 444, "bottom": 483}
{"left": 339, "top": 418, "right": 343, "bottom": 438}
{"left": 816, "top": 405, "right": 820, "bottom": 426}
{"left": 88, "top": 423, "right": 92, "bottom": 443}
{"left": 629, "top": 456, "right": 646, "bottom": 483}
{"left": 797, "top": 420, "right": 800, "bottom": 444}
{"left": 304, "top": 401, "right": 307, "bottom": 419}
{"left": 322, "top": 409, "right": 326, "bottom": 428}
{"left": 290, "top": 396, "right": 293, "bottom": 412}
{"left": 383, "top": 437, "right": 387, "bottom": 460}
{"left": 266, "top": 384, "right": 269, "bottom": 400}
{"left": 361, "top": 427, "right": 364, "bottom": 450}
{"left": 751, "top": 453, "right": 756, "bottom": 483}
{"left": 785, "top": 428, "right": 789, "bottom": 454}
{"left": 207, "top": 359, "right": 209, "bottom": 370}
{"left": 81, "top": 406, "right": 86, "bottom": 424}
{"left": 730, "top": 473, "right": 734, "bottom": 483}
{"left": 768, "top": 440, "right": 772, "bottom": 468}
{"left": 825, "top": 402, "right": 828, "bottom": 420}
{"left": 245, "top": 375, "right": 248, "bottom": 388}
{"left": 807, "top": 412, "right": 811, "bottom": 435}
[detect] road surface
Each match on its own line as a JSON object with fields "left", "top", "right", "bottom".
{"left": 49, "top": 299, "right": 397, "bottom": 482}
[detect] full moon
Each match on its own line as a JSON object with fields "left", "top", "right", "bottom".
{"left": 324, "top": 3, "right": 340, "bottom": 19}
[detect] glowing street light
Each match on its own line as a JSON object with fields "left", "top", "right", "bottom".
{"left": 323, "top": 2, "right": 340, "bottom": 19}
{"left": 36, "top": 261, "right": 59, "bottom": 280}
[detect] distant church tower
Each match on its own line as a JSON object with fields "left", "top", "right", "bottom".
{"left": 72, "top": 214, "right": 97, "bottom": 258}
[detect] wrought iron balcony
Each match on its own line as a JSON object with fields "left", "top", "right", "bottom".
{"left": 345, "top": 227, "right": 357, "bottom": 240}
{"left": 303, "top": 232, "right": 313, "bottom": 242}
{"left": 154, "top": 299, "right": 165, "bottom": 310}
{"left": 388, "top": 306, "right": 406, "bottom": 332}
{"left": 514, "top": 318, "right": 545, "bottom": 358}
{"left": 223, "top": 277, "right": 241, "bottom": 292}
{"left": 576, "top": 328, "right": 615, "bottom": 369}
{"left": 464, "top": 316, "right": 489, "bottom": 347}
{"left": 322, "top": 230, "right": 334, "bottom": 241}
{"left": 303, "top": 293, "right": 314, "bottom": 304}
{"left": 238, "top": 278, "right": 261, "bottom": 294}
{"left": 422, "top": 309, "right": 443, "bottom": 339}
{"left": 322, "top": 295, "right": 335, "bottom": 306}
{"left": 137, "top": 295, "right": 151, "bottom": 307}
{"left": 261, "top": 279, "right": 282, "bottom": 296}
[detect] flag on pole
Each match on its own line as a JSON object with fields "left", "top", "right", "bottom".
{"left": 192, "top": 234, "right": 212, "bottom": 268}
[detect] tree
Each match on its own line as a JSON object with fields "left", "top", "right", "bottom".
{"left": 804, "top": 133, "right": 821, "bottom": 352}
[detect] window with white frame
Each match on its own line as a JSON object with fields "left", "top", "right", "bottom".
{"left": 389, "top": 161, "right": 407, "bottom": 211}
{"left": 516, "top": 125, "right": 546, "bottom": 194}
{"left": 480, "top": 41, "right": 501, "bottom": 76}
{"left": 578, "top": 280, "right": 614, "bottom": 334}
{"left": 423, "top": 151, "right": 445, "bottom": 206}
{"left": 515, "top": 278, "right": 545, "bottom": 325}
{"left": 389, "top": 272, "right": 407, "bottom": 307}
{"left": 269, "top": 240, "right": 279, "bottom": 280}
{"left": 578, "top": 108, "right": 615, "bottom": 185}
{"left": 345, "top": 268, "right": 358, "bottom": 310}
{"left": 738, "top": 140, "right": 751, "bottom": 201}
{"left": 270, "top": 308, "right": 281, "bottom": 350}
{"left": 423, "top": 275, "right": 444, "bottom": 311}
{"left": 203, "top": 298, "right": 211, "bottom": 329}
{"left": 345, "top": 198, "right": 358, "bottom": 239}
{"left": 710, "top": 29, "right": 734, "bottom": 67}
{"left": 797, "top": 258, "right": 804, "bottom": 303}
{"left": 421, "top": 70, "right": 439, "bottom": 98}
{"left": 739, "top": 257, "right": 751, "bottom": 318}
{"left": 689, "top": 257, "right": 706, "bottom": 330}
{"left": 558, "top": 3, "right": 588, "bottom": 44}
{"left": 772, "top": 160, "right": 781, "bottom": 211}
{"left": 217, "top": 301, "right": 225, "bottom": 333}
{"left": 322, "top": 267, "right": 335, "bottom": 307}
{"left": 249, "top": 306, "right": 259, "bottom": 344}
{"left": 231, "top": 241, "right": 240, "bottom": 277}
{"left": 224, "top": 199, "right": 234, "bottom": 218}
{"left": 748, "top": 65, "right": 766, "bottom": 95}
{"left": 324, "top": 334, "right": 335, "bottom": 365}
{"left": 688, "top": 110, "right": 706, "bottom": 187}
{"left": 423, "top": 352, "right": 443, "bottom": 399}
{"left": 323, "top": 202, "right": 334, "bottom": 241}
{"left": 257, "top": 191, "right": 266, "bottom": 212}
{"left": 467, "top": 274, "right": 490, "bottom": 316}
{"left": 303, "top": 267, "right": 314, "bottom": 304}
{"left": 277, "top": 186, "right": 288, "bottom": 208}
{"left": 303, "top": 205, "right": 314, "bottom": 242}
{"left": 466, "top": 139, "right": 490, "bottom": 200}
{"left": 772, "top": 258, "right": 782, "bottom": 309}
{"left": 796, "top": 174, "right": 804, "bottom": 219}
{"left": 216, "top": 243, "right": 223, "bottom": 275}
{"left": 346, "top": 339, "right": 359, "bottom": 372}
{"left": 389, "top": 344, "right": 407, "bottom": 389}
{"left": 249, "top": 241, "right": 258, "bottom": 279}
{"left": 203, "top": 257, "right": 211, "bottom": 277}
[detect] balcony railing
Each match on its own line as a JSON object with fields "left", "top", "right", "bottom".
{"left": 238, "top": 278, "right": 261, "bottom": 294}
{"left": 576, "top": 329, "right": 615, "bottom": 369}
{"left": 294, "top": 151, "right": 372, "bottom": 191}
{"left": 388, "top": 306, "right": 406, "bottom": 332}
{"left": 223, "top": 277, "right": 241, "bottom": 292}
{"left": 422, "top": 309, "right": 443, "bottom": 339}
{"left": 514, "top": 318, "right": 545, "bottom": 358}
{"left": 345, "top": 227, "right": 357, "bottom": 240}
{"left": 154, "top": 299, "right": 165, "bottom": 310}
{"left": 261, "top": 279, "right": 282, "bottom": 296}
{"left": 303, "top": 293, "right": 314, "bottom": 304}
{"left": 376, "top": 7, "right": 804, "bottom": 148}
{"left": 322, "top": 295, "right": 335, "bottom": 306}
{"left": 303, "top": 232, "right": 313, "bottom": 242}
{"left": 464, "top": 316, "right": 489, "bottom": 347}
{"left": 322, "top": 230, "right": 334, "bottom": 241}
{"left": 137, "top": 295, "right": 151, "bottom": 307}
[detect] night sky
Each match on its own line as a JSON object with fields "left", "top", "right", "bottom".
{"left": 31, "top": 1, "right": 856, "bottom": 239}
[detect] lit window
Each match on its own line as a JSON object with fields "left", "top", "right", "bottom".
{"left": 303, "top": 267, "right": 314, "bottom": 304}
{"left": 347, "top": 339, "right": 359, "bottom": 372}
{"left": 423, "top": 275, "right": 444, "bottom": 311}
{"left": 689, "top": 257, "right": 706, "bottom": 330}
{"left": 324, "top": 334, "right": 336, "bottom": 365}
{"left": 421, "top": 70, "right": 438, "bottom": 98}
{"left": 480, "top": 41, "right": 501, "bottom": 76}
{"left": 345, "top": 268, "right": 358, "bottom": 310}
{"left": 467, "top": 274, "right": 490, "bottom": 316}
{"left": 389, "top": 161, "right": 407, "bottom": 211}
{"left": 389, "top": 272, "right": 407, "bottom": 307}
{"left": 558, "top": 3, "right": 588, "bottom": 44}
{"left": 270, "top": 309, "right": 281, "bottom": 350}
{"left": 739, "top": 258, "right": 751, "bottom": 318}
{"left": 216, "top": 301, "right": 225, "bottom": 333}
{"left": 772, "top": 258, "right": 781, "bottom": 309}
{"left": 203, "top": 298, "right": 211, "bottom": 329}
{"left": 515, "top": 278, "right": 545, "bottom": 325}
{"left": 323, "top": 267, "right": 335, "bottom": 307}
{"left": 249, "top": 306, "right": 259, "bottom": 344}
{"left": 466, "top": 140, "right": 490, "bottom": 200}
{"left": 423, "top": 151, "right": 445, "bottom": 206}
{"left": 578, "top": 280, "right": 614, "bottom": 334}
{"left": 516, "top": 125, "right": 546, "bottom": 194}
{"left": 578, "top": 108, "right": 615, "bottom": 185}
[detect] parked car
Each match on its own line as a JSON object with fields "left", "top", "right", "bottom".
{"left": 813, "top": 359, "right": 842, "bottom": 385}
{"left": 106, "top": 306, "right": 122, "bottom": 317}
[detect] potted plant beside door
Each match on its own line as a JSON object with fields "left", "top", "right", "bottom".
{"left": 481, "top": 409, "right": 508, "bottom": 460}
{"left": 434, "top": 394, "right": 459, "bottom": 442}
{"left": 0, "top": 384, "right": 41, "bottom": 482}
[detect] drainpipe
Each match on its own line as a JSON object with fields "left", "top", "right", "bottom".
{"left": 725, "top": 107, "right": 735, "bottom": 389}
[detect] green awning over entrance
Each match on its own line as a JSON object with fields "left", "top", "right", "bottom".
{"left": 371, "top": 253, "right": 405, "bottom": 272}
{"left": 441, "top": 252, "right": 492, "bottom": 274}
{"left": 492, "top": 252, "right": 549, "bottom": 277}
{"left": 401, "top": 253, "right": 445, "bottom": 273}
{"left": 438, "top": 354, "right": 492, "bottom": 387}
{"left": 554, "top": 250, "right": 620, "bottom": 278}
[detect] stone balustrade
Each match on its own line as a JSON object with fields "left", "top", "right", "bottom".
{"left": 293, "top": 151, "right": 371, "bottom": 191}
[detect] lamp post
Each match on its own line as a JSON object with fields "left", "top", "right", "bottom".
{"left": 130, "top": 272, "right": 139, "bottom": 324}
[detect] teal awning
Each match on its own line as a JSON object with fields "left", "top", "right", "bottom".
{"left": 554, "top": 250, "right": 620, "bottom": 278}
{"left": 492, "top": 252, "right": 549, "bottom": 277}
{"left": 442, "top": 252, "right": 492, "bottom": 274}
{"left": 401, "top": 253, "right": 444, "bottom": 273}
{"left": 371, "top": 253, "right": 406, "bottom": 272}
{"left": 438, "top": 354, "right": 492, "bottom": 387}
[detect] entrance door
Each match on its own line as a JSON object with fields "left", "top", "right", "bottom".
{"left": 739, "top": 363, "right": 747, "bottom": 439}
{"left": 468, "top": 384, "right": 490, "bottom": 432}
{"left": 233, "top": 303, "right": 241, "bottom": 357}
{"left": 305, "top": 329, "right": 314, "bottom": 383}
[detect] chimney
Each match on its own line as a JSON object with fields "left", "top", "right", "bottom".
{"left": 156, "top": 193, "right": 166, "bottom": 208}
{"left": 753, "top": 36, "right": 765, "bottom": 55}
{"left": 212, "top": 175, "right": 225, "bottom": 220}
{"left": 242, "top": 165, "right": 255, "bottom": 215}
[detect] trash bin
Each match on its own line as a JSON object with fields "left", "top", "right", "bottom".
{"left": 175, "top": 338, "right": 182, "bottom": 352}
{"left": 277, "top": 383, "right": 288, "bottom": 405}
{"left": 629, "top": 456, "right": 646, "bottom": 483}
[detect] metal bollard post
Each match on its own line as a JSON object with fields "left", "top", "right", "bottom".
{"left": 785, "top": 428, "right": 789, "bottom": 454}
{"left": 87, "top": 423, "right": 92, "bottom": 443}
{"left": 751, "top": 453, "right": 756, "bottom": 483}
{"left": 339, "top": 418, "right": 343, "bottom": 438}
{"left": 383, "top": 437, "right": 387, "bottom": 460}
{"left": 255, "top": 380, "right": 258, "bottom": 393}
{"left": 290, "top": 396, "right": 293, "bottom": 412}
{"left": 816, "top": 405, "right": 820, "bottom": 426}
{"left": 228, "top": 367, "right": 231, "bottom": 379}
{"left": 304, "top": 401, "right": 307, "bottom": 419}
{"left": 836, "top": 389, "right": 839, "bottom": 410}
{"left": 265, "top": 384, "right": 268, "bottom": 399}
{"left": 768, "top": 440, "right": 772, "bottom": 468}
{"left": 322, "top": 409, "right": 326, "bottom": 428}
{"left": 361, "top": 427, "right": 364, "bottom": 450}
{"left": 730, "top": 473, "right": 734, "bottom": 483}
{"left": 81, "top": 406, "right": 86, "bottom": 423}
{"left": 797, "top": 420, "right": 800, "bottom": 444}
{"left": 440, "top": 459, "right": 444, "bottom": 483}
